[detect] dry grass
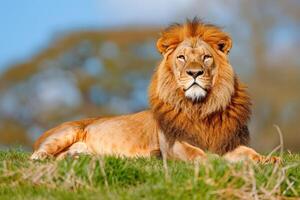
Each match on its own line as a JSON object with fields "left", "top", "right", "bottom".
{"left": 0, "top": 150, "right": 299, "bottom": 200}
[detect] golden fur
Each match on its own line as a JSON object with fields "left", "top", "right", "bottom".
{"left": 31, "top": 19, "right": 279, "bottom": 163}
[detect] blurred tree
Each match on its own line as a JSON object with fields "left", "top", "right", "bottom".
{"left": 0, "top": 118, "right": 31, "bottom": 147}
{"left": 0, "top": 29, "right": 160, "bottom": 149}
{"left": 236, "top": 0, "right": 300, "bottom": 151}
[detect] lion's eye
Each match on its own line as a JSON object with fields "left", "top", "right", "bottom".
{"left": 203, "top": 55, "right": 212, "bottom": 60}
{"left": 177, "top": 55, "right": 185, "bottom": 62}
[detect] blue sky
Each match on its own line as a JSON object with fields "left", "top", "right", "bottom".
{"left": 0, "top": 0, "right": 195, "bottom": 73}
{"left": 0, "top": 0, "right": 102, "bottom": 72}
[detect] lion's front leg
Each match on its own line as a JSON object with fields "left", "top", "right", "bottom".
{"left": 159, "top": 131, "right": 206, "bottom": 161}
{"left": 171, "top": 141, "right": 206, "bottom": 161}
{"left": 223, "top": 145, "right": 281, "bottom": 164}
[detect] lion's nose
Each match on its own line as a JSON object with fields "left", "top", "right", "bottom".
{"left": 186, "top": 69, "right": 204, "bottom": 79}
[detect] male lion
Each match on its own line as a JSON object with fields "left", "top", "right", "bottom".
{"left": 31, "top": 19, "right": 279, "bottom": 163}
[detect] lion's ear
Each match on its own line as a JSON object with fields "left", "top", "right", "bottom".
{"left": 156, "top": 37, "right": 177, "bottom": 55}
{"left": 156, "top": 37, "right": 167, "bottom": 54}
{"left": 217, "top": 37, "right": 232, "bottom": 54}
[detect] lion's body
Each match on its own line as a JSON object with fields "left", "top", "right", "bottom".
{"left": 31, "top": 74, "right": 251, "bottom": 160}
{"left": 31, "top": 19, "right": 279, "bottom": 163}
{"left": 32, "top": 111, "right": 161, "bottom": 159}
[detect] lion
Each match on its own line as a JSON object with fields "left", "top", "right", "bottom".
{"left": 30, "top": 19, "right": 279, "bottom": 163}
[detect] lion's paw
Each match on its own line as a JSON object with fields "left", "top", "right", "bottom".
{"left": 261, "top": 156, "right": 282, "bottom": 164}
{"left": 30, "top": 150, "right": 51, "bottom": 160}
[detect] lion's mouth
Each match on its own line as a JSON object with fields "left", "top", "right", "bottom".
{"left": 184, "top": 82, "right": 208, "bottom": 102}
{"left": 184, "top": 82, "right": 207, "bottom": 92}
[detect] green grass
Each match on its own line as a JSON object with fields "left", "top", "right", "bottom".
{"left": 0, "top": 150, "right": 299, "bottom": 200}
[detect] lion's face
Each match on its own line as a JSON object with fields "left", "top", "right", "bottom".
{"left": 172, "top": 39, "right": 215, "bottom": 102}
{"left": 152, "top": 19, "right": 235, "bottom": 116}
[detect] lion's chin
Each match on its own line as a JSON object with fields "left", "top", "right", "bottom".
{"left": 184, "top": 85, "right": 207, "bottom": 102}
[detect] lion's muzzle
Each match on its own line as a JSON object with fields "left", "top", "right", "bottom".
{"left": 184, "top": 82, "right": 207, "bottom": 102}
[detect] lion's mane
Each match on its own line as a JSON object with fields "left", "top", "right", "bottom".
{"left": 149, "top": 19, "right": 251, "bottom": 154}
